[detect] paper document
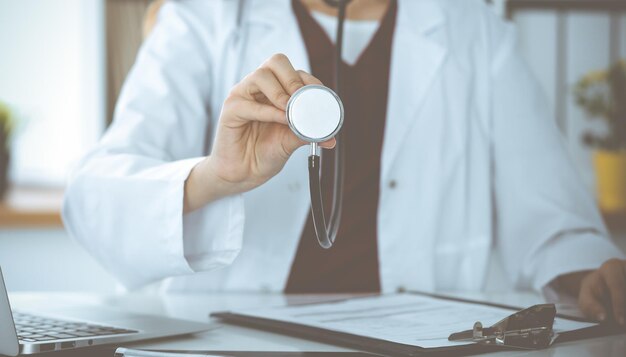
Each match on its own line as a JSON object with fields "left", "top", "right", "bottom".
{"left": 237, "top": 294, "right": 595, "bottom": 348}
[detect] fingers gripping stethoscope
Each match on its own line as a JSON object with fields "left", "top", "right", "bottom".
{"left": 285, "top": 0, "right": 351, "bottom": 249}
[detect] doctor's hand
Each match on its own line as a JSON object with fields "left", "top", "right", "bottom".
{"left": 183, "top": 54, "right": 335, "bottom": 212}
{"left": 558, "top": 258, "right": 626, "bottom": 326}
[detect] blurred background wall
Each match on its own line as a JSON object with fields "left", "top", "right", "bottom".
{"left": 511, "top": 0, "right": 626, "bottom": 193}
{"left": 0, "top": 0, "right": 624, "bottom": 293}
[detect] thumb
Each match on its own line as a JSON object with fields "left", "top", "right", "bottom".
{"left": 281, "top": 132, "right": 337, "bottom": 157}
{"left": 578, "top": 274, "right": 609, "bottom": 322}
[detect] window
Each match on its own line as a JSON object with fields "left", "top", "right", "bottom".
{"left": 0, "top": 0, "right": 105, "bottom": 186}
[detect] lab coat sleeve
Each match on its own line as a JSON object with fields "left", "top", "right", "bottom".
{"left": 62, "top": 1, "right": 244, "bottom": 289}
{"left": 490, "top": 23, "right": 625, "bottom": 294}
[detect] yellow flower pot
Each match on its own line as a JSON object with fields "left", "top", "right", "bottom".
{"left": 594, "top": 150, "right": 626, "bottom": 213}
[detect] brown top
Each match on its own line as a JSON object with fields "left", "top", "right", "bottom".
{"left": 285, "top": 0, "right": 397, "bottom": 294}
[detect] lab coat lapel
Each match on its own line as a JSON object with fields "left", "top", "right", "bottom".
{"left": 239, "top": 0, "right": 311, "bottom": 76}
{"left": 381, "top": 0, "right": 447, "bottom": 182}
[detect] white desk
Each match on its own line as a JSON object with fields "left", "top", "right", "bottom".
{"left": 8, "top": 291, "right": 626, "bottom": 356}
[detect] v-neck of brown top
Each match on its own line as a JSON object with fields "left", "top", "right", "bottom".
{"left": 285, "top": 0, "right": 397, "bottom": 294}
{"left": 293, "top": 0, "right": 396, "bottom": 70}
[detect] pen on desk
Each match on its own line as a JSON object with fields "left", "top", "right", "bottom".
{"left": 114, "top": 347, "right": 225, "bottom": 357}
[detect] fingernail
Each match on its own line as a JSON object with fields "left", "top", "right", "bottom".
{"left": 597, "top": 313, "right": 606, "bottom": 322}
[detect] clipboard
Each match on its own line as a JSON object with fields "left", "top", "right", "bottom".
{"left": 211, "top": 292, "right": 622, "bottom": 357}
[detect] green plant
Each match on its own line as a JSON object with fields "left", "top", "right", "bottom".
{"left": 0, "top": 101, "right": 14, "bottom": 151}
{"left": 575, "top": 60, "right": 626, "bottom": 151}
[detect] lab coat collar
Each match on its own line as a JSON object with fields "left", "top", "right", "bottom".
{"left": 244, "top": 0, "right": 289, "bottom": 27}
{"left": 244, "top": 0, "right": 444, "bottom": 34}
{"left": 381, "top": 0, "right": 447, "bottom": 181}
{"left": 400, "top": 0, "right": 445, "bottom": 36}
{"left": 238, "top": 0, "right": 312, "bottom": 73}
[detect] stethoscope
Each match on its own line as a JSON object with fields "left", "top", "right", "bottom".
{"left": 286, "top": 0, "right": 351, "bottom": 249}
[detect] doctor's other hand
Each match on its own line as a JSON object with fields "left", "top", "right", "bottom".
{"left": 183, "top": 54, "right": 335, "bottom": 212}
{"left": 559, "top": 258, "right": 626, "bottom": 326}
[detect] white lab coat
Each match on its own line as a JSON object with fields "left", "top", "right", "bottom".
{"left": 63, "top": 0, "right": 623, "bottom": 293}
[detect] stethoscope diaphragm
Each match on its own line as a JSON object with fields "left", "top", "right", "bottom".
{"left": 286, "top": 85, "right": 344, "bottom": 143}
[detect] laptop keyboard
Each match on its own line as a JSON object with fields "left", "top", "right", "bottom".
{"left": 12, "top": 311, "right": 138, "bottom": 343}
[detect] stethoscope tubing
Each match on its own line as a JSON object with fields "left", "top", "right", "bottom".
{"left": 307, "top": 0, "right": 349, "bottom": 249}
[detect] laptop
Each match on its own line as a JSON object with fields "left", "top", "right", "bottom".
{"left": 0, "top": 267, "right": 211, "bottom": 355}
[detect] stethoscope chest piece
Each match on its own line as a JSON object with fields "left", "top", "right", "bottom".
{"left": 286, "top": 84, "right": 344, "bottom": 249}
{"left": 285, "top": 0, "right": 349, "bottom": 250}
{"left": 286, "top": 85, "right": 344, "bottom": 143}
